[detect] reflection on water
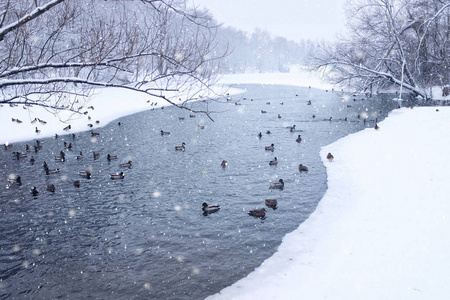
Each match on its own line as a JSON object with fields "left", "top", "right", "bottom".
{"left": 0, "top": 85, "right": 401, "bottom": 299}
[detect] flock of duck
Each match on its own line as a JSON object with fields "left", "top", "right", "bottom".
{"left": 4, "top": 125, "right": 133, "bottom": 196}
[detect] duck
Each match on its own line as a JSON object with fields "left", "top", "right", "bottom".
{"left": 160, "top": 130, "right": 170, "bottom": 136}
{"left": 287, "top": 124, "right": 296, "bottom": 131}
{"left": 269, "top": 179, "right": 284, "bottom": 189}
{"left": 8, "top": 175, "right": 22, "bottom": 185}
{"left": 30, "top": 186, "right": 39, "bottom": 196}
{"left": 35, "top": 127, "right": 41, "bottom": 134}
{"left": 265, "top": 143, "right": 274, "bottom": 151}
{"left": 76, "top": 151, "right": 83, "bottom": 160}
{"left": 221, "top": 160, "right": 228, "bottom": 167}
{"left": 63, "top": 125, "right": 71, "bottom": 131}
{"left": 269, "top": 157, "right": 278, "bottom": 165}
{"left": 46, "top": 184, "right": 56, "bottom": 193}
{"left": 120, "top": 160, "right": 132, "bottom": 168}
{"left": 91, "top": 130, "right": 100, "bottom": 137}
{"left": 73, "top": 180, "right": 81, "bottom": 188}
{"left": 197, "top": 125, "right": 205, "bottom": 130}
{"left": 93, "top": 152, "right": 100, "bottom": 160}
{"left": 296, "top": 135, "right": 302, "bottom": 143}
{"left": 110, "top": 172, "right": 125, "bottom": 180}
{"left": 258, "top": 132, "right": 262, "bottom": 138}
{"left": 29, "top": 156, "right": 35, "bottom": 164}
{"left": 175, "top": 142, "right": 186, "bottom": 151}
{"left": 248, "top": 208, "right": 266, "bottom": 218}
{"left": 299, "top": 164, "right": 309, "bottom": 172}
{"left": 266, "top": 130, "right": 271, "bottom": 134}
{"left": 374, "top": 123, "right": 380, "bottom": 130}
{"left": 107, "top": 154, "right": 118, "bottom": 161}
{"left": 78, "top": 170, "right": 92, "bottom": 179}
{"left": 277, "top": 114, "right": 281, "bottom": 118}
{"left": 45, "top": 167, "right": 60, "bottom": 175}
{"left": 54, "top": 151, "right": 66, "bottom": 162}
{"left": 326, "top": 153, "right": 334, "bottom": 162}
{"left": 202, "top": 202, "right": 220, "bottom": 214}
{"left": 265, "top": 199, "right": 278, "bottom": 208}
{"left": 260, "top": 110, "right": 267, "bottom": 114}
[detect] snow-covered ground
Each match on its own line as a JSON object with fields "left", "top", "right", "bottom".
{"left": 2, "top": 70, "right": 449, "bottom": 299}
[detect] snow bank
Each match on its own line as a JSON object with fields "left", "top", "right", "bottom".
{"left": 207, "top": 106, "right": 450, "bottom": 300}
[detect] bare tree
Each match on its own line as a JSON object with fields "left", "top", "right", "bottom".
{"left": 310, "top": 0, "right": 450, "bottom": 100}
{"left": 0, "top": 0, "right": 227, "bottom": 118}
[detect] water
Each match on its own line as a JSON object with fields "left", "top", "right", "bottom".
{"left": 0, "top": 85, "right": 402, "bottom": 299}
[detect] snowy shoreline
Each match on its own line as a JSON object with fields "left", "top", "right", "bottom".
{"left": 207, "top": 106, "right": 450, "bottom": 299}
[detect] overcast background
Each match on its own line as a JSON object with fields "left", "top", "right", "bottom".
{"left": 190, "top": 0, "right": 347, "bottom": 42}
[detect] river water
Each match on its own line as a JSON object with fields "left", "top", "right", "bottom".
{"left": 0, "top": 85, "right": 403, "bottom": 299}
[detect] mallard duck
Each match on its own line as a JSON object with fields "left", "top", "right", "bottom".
{"left": 73, "top": 180, "right": 81, "bottom": 188}
{"left": 277, "top": 114, "right": 281, "bottom": 118}
{"left": 299, "top": 164, "right": 308, "bottom": 172}
{"left": 35, "top": 127, "right": 41, "bottom": 134}
{"left": 287, "top": 124, "right": 296, "bottom": 131}
{"left": 269, "top": 179, "right": 284, "bottom": 189}
{"left": 265, "top": 199, "right": 278, "bottom": 208}
{"left": 269, "top": 157, "right": 278, "bottom": 165}
{"left": 221, "top": 160, "right": 228, "bottom": 167}
{"left": 202, "top": 202, "right": 220, "bottom": 214}
{"left": 46, "top": 184, "right": 55, "bottom": 193}
{"left": 296, "top": 135, "right": 302, "bottom": 143}
{"left": 197, "top": 125, "right": 205, "bottom": 130}
{"left": 93, "top": 152, "right": 100, "bottom": 160}
{"left": 107, "top": 154, "right": 118, "bottom": 161}
{"left": 374, "top": 123, "right": 380, "bottom": 130}
{"left": 327, "top": 153, "right": 334, "bottom": 162}
{"left": 30, "top": 186, "right": 39, "bottom": 196}
{"left": 63, "top": 125, "right": 71, "bottom": 131}
{"left": 13, "top": 151, "right": 27, "bottom": 159}
{"left": 54, "top": 151, "right": 66, "bottom": 162}
{"left": 76, "top": 151, "right": 83, "bottom": 160}
{"left": 91, "top": 130, "right": 100, "bottom": 137}
{"left": 175, "top": 142, "right": 186, "bottom": 151}
{"left": 120, "top": 160, "right": 132, "bottom": 168}
{"left": 248, "top": 208, "right": 266, "bottom": 218}
{"left": 78, "top": 170, "right": 92, "bottom": 179}
{"left": 29, "top": 156, "right": 35, "bottom": 164}
{"left": 110, "top": 172, "right": 125, "bottom": 180}
{"left": 190, "top": 114, "right": 196, "bottom": 118}
{"left": 307, "top": 100, "right": 312, "bottom": 105}
{"left": 261, "top": 110, "right": 267, "bottom": 114}
{"left": 45, "top": 167, "right": 60, "bottom": 175}
{"left": 266, "top": 130, "right": 271, "bottom": 134}
{"left": 161, "top": 130, "right": 170, "bottom": 135}
{"left": 265, "top": 143, "right": 274, "bottom": 151}
{"left": 8, "top": 175, "right": 22, "bottom": 185}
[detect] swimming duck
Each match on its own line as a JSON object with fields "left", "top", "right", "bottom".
{"left": 258, "top": 132, "right": 262, "bottom": 138}
{"left": 110, "top": 172, "right": 125, "bottom": 180}
{"left": 54, "top": 151, "right": 66, "bottom": 162}
{"left": 93, "top": 152, "right": 100, "bottom": 160}
{"left": 277, "top": 114, "right": 281, "bottom": 118}
{"left": 46, "top": 184, "right": 56, "bottom": 193}
{"left": 107, "top": 154, "right": 118, "bottom": 161}
{"left": 30, "top": 186, "right": 39, "bottom": 196}
{"left": 248, "top": 208, "right": 266, "bottom": 218}
{"left": 287, "top": 125, "right": 296, "bottom": 132}
{"left": 266, "top": 130, "right": 271, "bottom": 134}
{"left": 29, "top": 156, "right": 35, "bottom": 164}
{"left": 260, "top": 110, "right": 267, "bottom": 114}
{"left": 327, "top": 153, "right": 334, "bottom": 162}
{"left": 91, "top": 130, "right": 100, "bottom": 137}
{"left": 296, "top": 135, "right": 302, "bottom": 143}
{"left": 269, "top": 179, "right": 284, "bottom": 189}
{"left": 45, "top": 167, "right": 60, "bottom": 175}
{"left": 120, "top": 160, "right": 132, "bottom": 168}
{"left": 78, "top": 170, "right": 92, "bottom": 179}
{"left": 202, "top": 202, "right": 220, "bottom": 214}
{"left": 73, "top": 180, "right": 81, "bottom": 188}
{"left": 197, "top": 125, "right": 205, "bottom": 130}
{"left": 8, "top": 175, "right": 22, "bottom": 185}
{"left": 265, "top": 143, "right": 274, "bottom": 151}
{"left": 299, "top": 164, "right": 309, "bottom": 172}
{"left": 175, "top": 142, "right": 186, "bottom": 151}
{"left": 265, "top": 199, "right": 278, "bottom": 208}
{"left": 221, "top": 160, "right": 228, "bottom": 167}
{"left": 76, "top": 151, "right": 83, "bottom": 160}
{"left": 161, "top": 130, "right": 170, "bottom": 135}
{"left": 269, "top": 157, "right": 278, "bottom": 165}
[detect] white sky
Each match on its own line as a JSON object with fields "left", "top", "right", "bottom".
{"left": 190, "top": 0, "right": 348, "bottom": 42}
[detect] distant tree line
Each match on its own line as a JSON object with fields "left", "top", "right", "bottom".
{"left": 215, "top": 26, "right": 319, "bottom": 73}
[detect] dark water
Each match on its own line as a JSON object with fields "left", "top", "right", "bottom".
{"left": 0, "top": 85, "right": 402, "bottom": 299}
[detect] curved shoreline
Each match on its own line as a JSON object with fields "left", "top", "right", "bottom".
{"left": 207, "top": 106, "right": 450, "bottom": 299}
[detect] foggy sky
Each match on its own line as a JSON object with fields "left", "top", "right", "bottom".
{"left": 190, "top": 0, "right": 347, "bottom": 42}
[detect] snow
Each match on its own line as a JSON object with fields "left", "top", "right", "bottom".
{"left": 207, "top": 106, "right": 450, "bottom": 300}
{"left": 2, "top": 69, "right": 449, "bottom": 299}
